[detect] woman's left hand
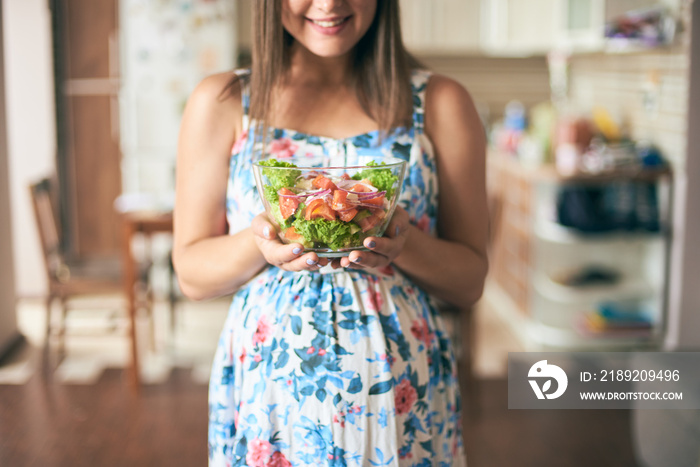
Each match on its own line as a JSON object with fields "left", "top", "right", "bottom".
{"left": 334, "top": 206, "right": 411, "bottom": 270}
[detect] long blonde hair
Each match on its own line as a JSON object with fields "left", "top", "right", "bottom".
{"left": 226, "top": 0, "right": 421, "bottom": 136}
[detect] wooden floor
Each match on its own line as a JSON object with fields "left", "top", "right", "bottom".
{"left": 0, "top": 346, "right": 639, "bottom": 467}
{"left": 461, "top": 381, "right": 638, "bottom": 467}
{"left": 0, "top": 367, "right": 208, "bottom": 467}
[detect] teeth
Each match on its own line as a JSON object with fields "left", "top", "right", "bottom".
{"left": 311, "top": 18, "right": 345, "bottom": 28}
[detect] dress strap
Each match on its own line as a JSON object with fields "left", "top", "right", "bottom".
{"left": 232, "top": 69, "right": 252, "bottom": 132}
{"left": 410, "top": 69, "right": 433, "bottom": 134}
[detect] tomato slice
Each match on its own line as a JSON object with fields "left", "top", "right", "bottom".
{"left": 350, "top": 183, "right": 371, "bottom": 193}
{"left": 312, "top": 175, "right": 338, "bottom": 191}
{"left": 283, "top": 226, "right": 305, "bottom": 243}
{"left": 363, "top": 194, "right": 385, "bottom": 206}
{"left": 340, "top": 173, "right": 351, "bottom": 181}
{"left": 356, "top": 210, "right": 385, "bottom": 232}
{"left": 337, "top": 208, "right": 358, "bottom": 222}
{"left": 305, "top": 198, "right": 336, "bottom": 221}
{"left": 278, "top": 188, "right": 300, "bottom": 219}
{"left": 331, "top": 189, "right": 350, "bottom": 211}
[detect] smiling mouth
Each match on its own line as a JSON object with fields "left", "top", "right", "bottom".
{"left": 307, "top": 16, "right": 351, "bottom": 28}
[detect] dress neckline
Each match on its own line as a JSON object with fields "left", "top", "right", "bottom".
{"left": 264, "top": 125, "right": 410, "bottom": 143}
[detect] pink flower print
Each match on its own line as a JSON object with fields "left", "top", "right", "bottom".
{"left": 231, "top": 129, "right": 249, "bottom": 154}
{"left": 252, "top": 315, "right": 272, "bottom": 346}
{"left": 267, "top": 138, "right": 298, "bottom": 158}
{"left": 410, "top": 318, "right": 435, "bottom": 348}
{"left": 394, "top": 378, "right": 418, "bottom": 415}
{"left": 416, "top": 214, "right": 431, "bottom": 233}
{"left": 366, "top": 286, "right": 383, "bottom": 312}
{"left": 318, "top": 348, "right": 326, "bottom": 356}
{"left": 266, "top": 451, "right": 291, "bottom": 467}
{"left": 254, "top": 354, "right": 262, "bottom": 363}
{"left": 239, "top": 347, "right": 247, "bottom": 363}
{"left": 246, "top": 438, "right": 272, "bottom": 467}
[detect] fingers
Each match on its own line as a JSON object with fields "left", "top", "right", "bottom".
{"left": 284, "top": 251, "right": 325, "bottom": 271}
{"left": 263, "top": 241, "right": 326, "bottom": 271}
{"left": 251, "top": 214, "right": 326, "bottom": 271}
{"left": 250, "top": 211, "right": 410, "bottom": 272}
{"left": 338, "top": 209, "right": 411, "bottom": 269}
{"left": 360, "top": 219, "right": 408, "bottom": 260}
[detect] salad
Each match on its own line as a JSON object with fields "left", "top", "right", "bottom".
{"left": 257, "top": 159, "right": 400, "bottom": 251}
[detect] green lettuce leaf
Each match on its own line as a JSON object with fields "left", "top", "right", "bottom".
{"left": 292, "top": 217, "right": 361, "bottom": 250}
{"left": 351, "top": 160, "right": 399, "bottom": 197}
{"left": 258, "top": 159, "right": 301, "bottom": 204}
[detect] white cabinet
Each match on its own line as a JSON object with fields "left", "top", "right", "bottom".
{"left": 480, "top": 0, "right": 558, "bottom": 56}
{"left": 400, "top": 0, "right": 481, "bottom": 54}
{"left": 401, "top": 0, "right": 558, "bottom": 56}
{"left": 553, "top": 0, "right": 606, "bottom": 52}
{"left": 551, "top": 0, "right": 682, "bottom": 53}
{"left": 479, "top": 0, "right": 606, "bottom": 55}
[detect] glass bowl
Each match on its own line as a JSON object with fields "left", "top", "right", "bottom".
{"left": 252, "top": 155, "right": 407, "bottom": 257}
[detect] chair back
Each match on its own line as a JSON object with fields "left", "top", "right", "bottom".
{"left": 29, "top": 178, "right": 66, "bottom": 283}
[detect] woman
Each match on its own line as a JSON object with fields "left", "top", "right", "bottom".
{"left": 173, "top": 0, "right": 488, "bottom": 465}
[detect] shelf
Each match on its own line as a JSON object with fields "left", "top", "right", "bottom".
{"left": 563, "top": 41, "right": 686, "bottom": 57}
{"left": 534, "top": 220, "right": 664, "bottom": 244}
{"left": 527, "top": 322, "right": 662, "bottom": 350}
{"left": 532, "top": 273, "right": 657, "bottom": 304}
{"left": 535, "top": 166, "right": 673, "bottom": 184}
{"left": 488, "top": 145, "right": 671, "bottom": 342}
{"left": 488, "top": 154, "right": 673, "bottom": 184}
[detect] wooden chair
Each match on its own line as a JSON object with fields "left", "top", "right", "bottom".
{"left": 29, "top": 177, "right": 153, "bottom": 367}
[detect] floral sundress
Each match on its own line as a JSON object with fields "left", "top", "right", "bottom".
{"left": 208, "top": 69, "right": 467, "bottom": 467}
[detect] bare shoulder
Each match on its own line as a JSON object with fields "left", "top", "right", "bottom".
{"left": 423, "top": 73, "right": 483, "bottom": 144}
{"left": 191, "top": 71, "right": 243, "bottom": 105}
{"left": 183, "top": 71, "right": 245, "bottom": 139}
{"left": 425, "top": 73, "right": 473, "bottom": 108}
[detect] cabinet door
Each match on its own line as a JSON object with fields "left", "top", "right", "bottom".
{"left": 507, "top": 0, "right": 557, "bottom": 53}
{"left": 400, "top": 0, "right": 432, "bottom": 52}
{"left": 400, "top": 0, "right": 480, "bottom": 54}
{"left": 553, "top": 0, "right": 605, "bottom": 52}
{"left": 481, "top": 0, "right": 558, "bottom": 56}
{"left": 431, "top": 0, "right": 480, "bottom": 52}
{"left": 54, "top": 0, "right": 122, "bottom": 259}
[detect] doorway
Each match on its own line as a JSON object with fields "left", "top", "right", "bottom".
{"left": 51, "top": 0, "right": 122, "bottom": 261}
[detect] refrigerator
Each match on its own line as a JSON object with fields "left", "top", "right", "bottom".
{"left": 119, "top": 0, "right": 238, "bottom": 204}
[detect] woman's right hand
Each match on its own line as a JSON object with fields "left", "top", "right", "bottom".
{"left": 251, "top": 213, "right": 328, "bottom": 271}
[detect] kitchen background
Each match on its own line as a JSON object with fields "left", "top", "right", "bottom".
{"left": 0, "top": 0, "right": 699, "bottom": 466}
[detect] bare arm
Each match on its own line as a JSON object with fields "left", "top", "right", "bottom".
{"left": 172, "top": 74, "right": 323, "bottom": 301}
{"left": 339, "top": 75, "right": 489, "bottom": 307}
{"left": 394, "top": 75, "right": 489, "bottom": 306}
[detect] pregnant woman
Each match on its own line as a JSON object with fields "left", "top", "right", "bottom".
{"left": 173, "top": 1, "right": 488, "bottom": 465}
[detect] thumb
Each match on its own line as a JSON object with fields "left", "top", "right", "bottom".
{"left": 251, "top": 213, "right": 276, "bottom": 240}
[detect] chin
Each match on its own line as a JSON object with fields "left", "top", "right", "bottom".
{"left": 303, "top": 43, "right": 356, "bottom": 59}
